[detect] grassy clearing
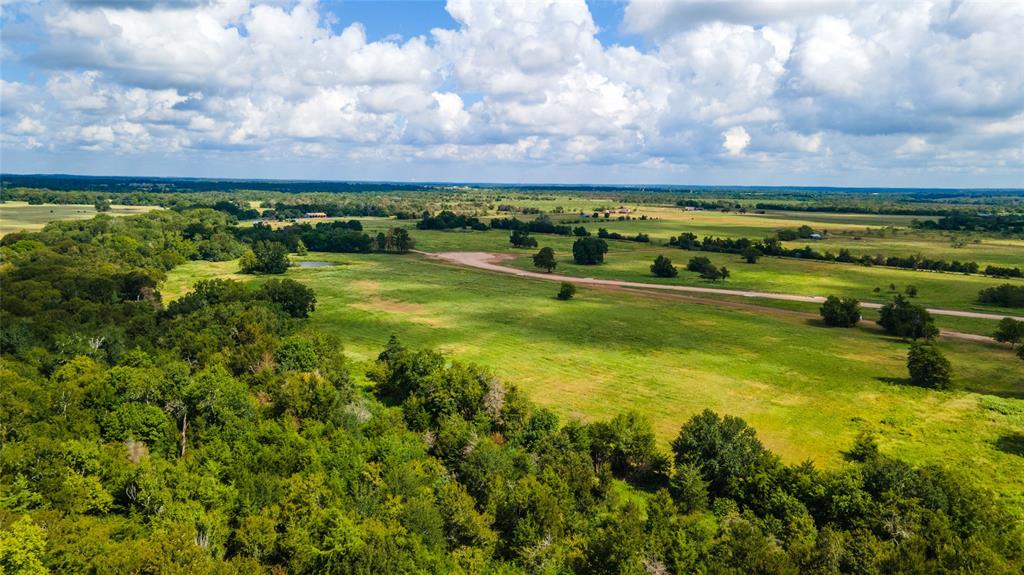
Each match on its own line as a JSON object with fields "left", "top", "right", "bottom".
{"left": 0, "top": 201, "right": 159, "bottom": 236}
{"left": 163, "top": 252, "right": 1024, "bottom": 510}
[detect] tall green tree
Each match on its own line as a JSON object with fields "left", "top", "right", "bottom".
{"left": 907, "top": 342, "right": 952, "bottom": 389}
{"left": 532, "top": 247, "right": 557, "bottom": 272}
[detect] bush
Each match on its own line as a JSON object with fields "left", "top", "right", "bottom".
{"left": 650, "top": 255, "right": 678, "bottom": 278}
{"left": 819, "top": 296, "right": 861, "bottom": 327}
{"left": 907, "top": 342, "right": 952, "bottom": 389}
{"left": 557, "top": 282, "right": 576, "bottom": 300}
{"left": 572, "top": 237, "right": 608, "bottom": 265}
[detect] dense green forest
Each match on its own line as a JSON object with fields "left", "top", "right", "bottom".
{"left": 2, "top": 210, "right": 1023, "bottom": 573}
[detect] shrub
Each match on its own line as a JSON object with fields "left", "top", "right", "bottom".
{"left": 557, "top": 282, "right": 576, "bottom": 300}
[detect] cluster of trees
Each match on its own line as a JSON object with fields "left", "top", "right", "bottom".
{"left": 210, "top": 199, "right": 262, "bottom": 220}
{"left": 233, "top": 221, "right": 412, "bottom": 255}
{"left": 819, "top": 296, "right": 861, "bottom": 327}
{"left": 417, "top": 211, "right": 489, "bottom": 231}
{"left": 668, "top": 233, "right": 996, "bottom": 275}
{"left": 491, "top": 215, "right": 575, "bottom": 236}
{"left": 1, "top": 209, "right": 1022, "bottom": 573}
{"left": 240, "top": 240, "right": 290, "bottom": 274}
{"left": 877, "top": 295, "right": 938, "bottom": 341}
{"left": 686, "top": 256, "right": 730, "bottom": 282}
{"left": 979, "top": 284, "right": 1024, "bottom": 307}
{"left": 509, "top": 230, "right": 538, "bottom": 248}
{"left": 597, "top": 228, "right": 650, "bottom": 243}
{"left": 572, "top": 237, "right": 608, "bottom": 265}
{"left": 776, "top": 225, "right": 818, "bottom": 240}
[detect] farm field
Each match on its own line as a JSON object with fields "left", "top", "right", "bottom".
{"left": 0, "top": 200, "right": 159, "bottom": 236}
{"left": 163, "top": 251, "right": 1024, "bottom": 511}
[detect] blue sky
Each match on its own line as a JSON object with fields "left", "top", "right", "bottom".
{"left": 1, "top": 0, "right": 1022, "bottom": 187}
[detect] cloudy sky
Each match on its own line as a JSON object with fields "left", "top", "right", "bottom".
{"left": 1, "top": 0, "right": 1022, "bottom": 187}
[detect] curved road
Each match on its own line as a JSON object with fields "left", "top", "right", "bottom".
{"left": 424, "top": 251, "right": 1024, "bottom": 323}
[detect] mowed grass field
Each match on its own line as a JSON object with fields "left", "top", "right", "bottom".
{"left": 164, "top": 252, "right": 1024, "bottom": 511}
{"left": 0, "top": 201, "right": 159, "bottom": 236}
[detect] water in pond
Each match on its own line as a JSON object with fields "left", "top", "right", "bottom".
{"left": 296, "top": 261, "right": 337, "bottom": 268}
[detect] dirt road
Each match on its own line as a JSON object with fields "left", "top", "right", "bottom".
{"left": 423, "top": 251, "right": 1024, "bottom": 324}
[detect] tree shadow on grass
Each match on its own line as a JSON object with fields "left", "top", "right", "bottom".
{"left": 995, "top": 434, "right": 1024, "bottom": 458}
{"left": 876, "top": 376, "right": 912, "bottom": 387}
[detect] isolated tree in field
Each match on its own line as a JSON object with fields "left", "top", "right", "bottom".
{"left": 390, "top": 227, "right": 414, "bottom": 253}
{"left": 557, "top": 282, "right": 576, "bottom": 300}
{"left": 94, "top": 198, "right": 112, "bottom": 212}
{"left": 741, "top": 246, "right": 761, "bottom": 263}
{"left": 650, "top": 255, "right": 678, "bottom": 278}
{"left": 877, "top": 295, "right": 938, "bottom": 340}
{"left": 873, "top": 287, "right": 881, "bottom": 294}
{"left": 240, "top": 240, "right": 290, "bottom": 274}
{"left": 889, "top": 283, "right": 897, "bottom": 292}
{"left": 820, "top": 296, "right": 861, "bottom": 327}
{"left": 907, "top": 342, "right": 952, "bottom": 389}
{"left": 573, "top": 226, "right": 590, "bottom": 237}
{"left": 994, "top": 318, "right": 1024, "bottom": 348}
{"left": 510, "top": 230, "right": 538, "bottom": 248}
{"left": 905, "top": 285, "right": 918, "bottom": 297}
{"left": 572, "top": 237, "right": 608, "bottom": 265}
{"left": 532, "top": 247, "right": 557, "bottom": 272}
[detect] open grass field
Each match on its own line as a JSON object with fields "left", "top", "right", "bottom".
{"left": 350, "top": 220, "right": 1024, "bottom": 326}
{"left": 164, "top": 251, "right": 1024, "bottom": 511}
{"left": 0, "top": 201, "right": 159, "bottom": 236}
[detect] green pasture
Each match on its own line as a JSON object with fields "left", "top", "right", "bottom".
{"left": 163, "top": 252, "right": 1024, "bottom": 510}
{"left": 501, "top": 244, "right": 1024, "bottom": 319}
{"left": 0, "top": 201, "right": 159, "bottom": 236}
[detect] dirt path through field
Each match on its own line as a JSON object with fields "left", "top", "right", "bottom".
{"left": 419, "top": 251, "right": 1021, "bottom": 344}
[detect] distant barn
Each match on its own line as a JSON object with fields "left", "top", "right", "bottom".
{"left": 304, "top": 212, "right": 328, "bottom": 218}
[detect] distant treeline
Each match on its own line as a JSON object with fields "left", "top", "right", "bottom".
{"left": 598, "top": 228, "right": 650, "bottom": 243}
{"left": 668, "top": 233, "right": 1021, "bottom": 277}
{"left": 753, "top": 202, "right": 956, "bottom": 216}
{"left": 0, "top": 173, "right": 439, "bottom": 194}
{"left": 916, "top": 214, "right": 1024, "bottom": 234}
